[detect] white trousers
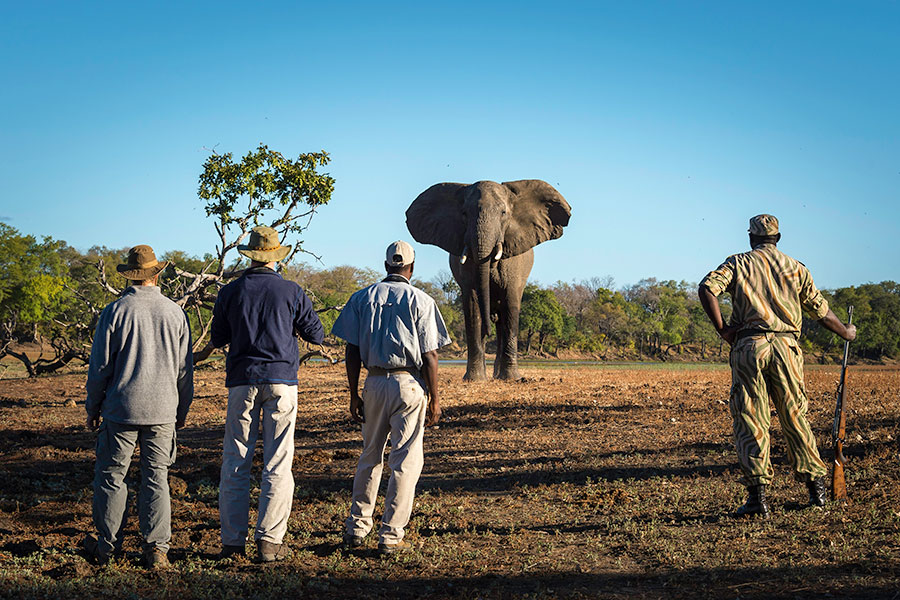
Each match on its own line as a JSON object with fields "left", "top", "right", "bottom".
{"left": 345, "top": 372, "right": 427, "bottom": 545}
{"left": 219, "top": 383, "right": 297, "bottom": 546}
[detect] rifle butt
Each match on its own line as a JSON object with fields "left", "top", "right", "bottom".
{"left": 831, "top": 456, "right": 848, "bottom": 503}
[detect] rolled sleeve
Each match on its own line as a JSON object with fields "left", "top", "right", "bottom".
{"left": 330, "top": 295, "right": 360, "bottom": 346}
{"left": 701, "top": 257, "right": 735, "bottom": 297}
{"left": 85, "top": 306, "right": 115, "bottom": 419}
{"left": 416, "top": 297, "right": 451, "bottom": 354}
{"left": 799, "top": 268, "right": 830, "bottom": 320}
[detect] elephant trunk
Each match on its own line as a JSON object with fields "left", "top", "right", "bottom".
{"left": 472, "top": 221, "right": 500, "bottom": 340}
{"left": 478, "top": 257, "right": 491, "bottom": 339}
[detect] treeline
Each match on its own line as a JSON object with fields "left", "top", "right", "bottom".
{"left": 516, "top": 279, "right": 898, "bottom": 362}
{"left": 1, "top": 223, "right": 897, "bottom": 378}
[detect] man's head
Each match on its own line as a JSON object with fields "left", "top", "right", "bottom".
{"left": 117, "top": 245, "right": 168, "bottom": 285}
{"left": 385, "top": 240, "right": 415, "bottom": 278}
{"left": 238, "top": 226, "right": 291, "bottom": 266}
{"left": 748, "top": 214, "right": 781, "bottom": 247}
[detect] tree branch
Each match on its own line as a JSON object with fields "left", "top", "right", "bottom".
{"left": 95, "top": 259, "right": 122, "bottom": 296}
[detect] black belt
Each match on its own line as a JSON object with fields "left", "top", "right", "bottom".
{"left": 367, "top": 366, "right": 419, "bottom": 376}
{"left": 736, "top": 329, "right": 797, "bottom": 341}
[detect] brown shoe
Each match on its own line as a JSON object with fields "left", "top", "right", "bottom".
{"left": 342, "top": 534, "right": 365, "bottom": 550}
{"left": 256, "top": 540, "right": 291, "bottom": 562}
{"left": 377, "top": 540, "right": 410, "bottom": 557}
{"left": 144, "top": 547, "right": 170, "bottom": 570}
{"left": 217, "top": 544, "right": 246, "bottom": 560}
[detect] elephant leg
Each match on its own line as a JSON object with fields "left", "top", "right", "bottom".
{"left": 493, "top": 310, "right": 504, "bottom": 379}
{"left": 493, "top": 250, "right": 532, "bottom": 380}
{"left": 462, "top": 288, "right": 487, "bottom": 381}
{"left": 495, "top": 298, "right": 522, "bottom": 380}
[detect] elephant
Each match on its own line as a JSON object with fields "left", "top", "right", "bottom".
{"left": 406, "top": 179, "right": 571, "bottom": 381}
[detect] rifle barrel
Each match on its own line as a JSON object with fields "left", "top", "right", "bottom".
{"left": 831, "top": 305, "right": 853, "bottom": 503}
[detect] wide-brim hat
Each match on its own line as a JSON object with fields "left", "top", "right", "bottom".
{"left": 237, "top": 226, "right": 291, "bottom": 262}
{"left": 117, "top": 245, "right": 169, "bottom": 280}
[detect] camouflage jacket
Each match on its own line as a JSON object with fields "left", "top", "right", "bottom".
{"left": 701, "top": 243, "right": 829, "bottom": 334}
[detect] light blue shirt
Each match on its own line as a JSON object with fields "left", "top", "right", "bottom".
{"left": 331, "top": 275, "right": 451, "bottom": 370}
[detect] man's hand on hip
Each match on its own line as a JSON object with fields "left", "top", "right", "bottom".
{"left": 86, "top": 415, "right": 100, "bottom": 430}
{"left": 350, "top": 391, "right": 365, "bottom": 423}
{"left": 718, "top": 324, "right": 739, "bottom": 346}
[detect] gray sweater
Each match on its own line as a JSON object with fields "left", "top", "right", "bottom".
{"left": 85, "top": 286, "right": 193, "bottom": 425}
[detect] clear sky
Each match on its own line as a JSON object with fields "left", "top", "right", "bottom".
{"left": 1, "top": 1, "right": 897, "bottom": 289}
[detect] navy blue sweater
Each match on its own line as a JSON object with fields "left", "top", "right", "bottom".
{"left": 210, "top": 267, "right": 324, "bottom": 387}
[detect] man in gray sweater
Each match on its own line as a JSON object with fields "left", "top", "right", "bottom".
{"left": 84, "top": 245, "right": 193, "bottom": 569}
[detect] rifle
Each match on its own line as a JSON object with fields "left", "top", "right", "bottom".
{"left": 831, "top": 305, "right": 853, "bottom": 503}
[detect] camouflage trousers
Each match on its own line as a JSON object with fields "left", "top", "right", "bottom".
{"left": 729, "top": 333, "right": 827, "bottom": 487}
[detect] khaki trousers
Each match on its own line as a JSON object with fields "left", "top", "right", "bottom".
{"left": 346, "top": 371, "right": 427, "bottom": 545}
{"left": 219, "top": 383, "right": 297, "bottom": 546}
{"left": 729, "top": 334, "right": 827, "bottom": 486}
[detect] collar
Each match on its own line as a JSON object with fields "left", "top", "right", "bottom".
{"left": 382, "top": 274, "right": 410, "bottom": 284}
{"left": 244, "top": 266, "right": 281, "bottom": 278}
{"left": 125, "top": 285, "right": 161, "bottom": 295}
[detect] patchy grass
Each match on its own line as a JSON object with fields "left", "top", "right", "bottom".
{"left": 0, "top": 364, "right": 898, "bottom": 599}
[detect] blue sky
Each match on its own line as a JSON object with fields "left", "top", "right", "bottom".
{"left": 1, "top": 1, "right": 897, "bottom": 289}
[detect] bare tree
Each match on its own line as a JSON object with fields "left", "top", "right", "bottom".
{"left": 93, "top": 145, "right": 336, "bottom": 359}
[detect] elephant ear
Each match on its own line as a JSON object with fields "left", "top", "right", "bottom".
{"left": 502, "top": 180, "right": 572, "bottom": 257}
{"left": 406, "top": 182, "right": 468, "bottom": 255}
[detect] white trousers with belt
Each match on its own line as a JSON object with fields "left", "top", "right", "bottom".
{"left": 346, "top": 371, "right": 427, "bottom": 545}
{"left": 219, "top": 383, "right": 297, "bottom": 546}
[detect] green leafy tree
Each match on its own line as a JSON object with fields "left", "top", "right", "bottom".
{"left": 519, "top": 284, "right": 566, "bottom": 354}
{"left": 80, "top": 144, "right": 337, "bottom": 357}
{"left": 809, "top": 282, "right": 900, "bottom": 360}
{"left": 283, "top": 263, "right": 380, "bottom": 336}
{"left": 431, "top": 270, "right": 464, "bottom": 345}
{"left": 0, "top": 224, "right": 82, "bottom": 375}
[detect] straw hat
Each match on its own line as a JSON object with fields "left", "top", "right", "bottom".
{"left": 237, "top": 226, "right": 291, "bottom": 262}
{"left": 116, "top": 245, "right": 169, "bottom": 281}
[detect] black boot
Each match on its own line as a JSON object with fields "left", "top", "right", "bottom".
{"left": 735, "top": 485, "right": 770, "bottom": 518}
{"left": 806, "top": 477, "right": 827, "bottom": 507}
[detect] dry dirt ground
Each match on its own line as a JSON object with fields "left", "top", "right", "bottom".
{"left": 0, "top": 363, "right": 898, "bottom": 599}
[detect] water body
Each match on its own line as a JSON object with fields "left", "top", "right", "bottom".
{"left": 307, "top": 357, "right": 730, "bottom": 370}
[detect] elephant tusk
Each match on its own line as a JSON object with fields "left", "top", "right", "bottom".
{"left": 493, "top": 246, "right": 503, "bottom": 261}
{"left": 460, "top": 246, "right": 468, "bottom": 265}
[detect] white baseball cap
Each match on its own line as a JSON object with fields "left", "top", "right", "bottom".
{"left": 385, "top": 240, "right": 415, "bottom": 267}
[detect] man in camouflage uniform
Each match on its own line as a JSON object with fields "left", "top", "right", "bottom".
{"left": 699, "top": 214, "right": 856, "bottom": 517}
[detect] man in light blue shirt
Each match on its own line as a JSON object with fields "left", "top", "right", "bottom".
{"left": 331, "top": 240, "right": 450, "bottom": 555}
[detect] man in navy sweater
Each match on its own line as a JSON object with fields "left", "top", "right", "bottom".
{"left": 206, "top": 226, "right": 324, "bottom": 562}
